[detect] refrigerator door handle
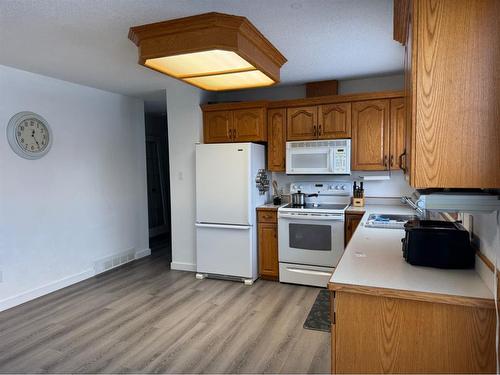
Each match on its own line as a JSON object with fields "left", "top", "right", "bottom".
{"left": 195, "top": 223, "right": 251, "bottom": 230}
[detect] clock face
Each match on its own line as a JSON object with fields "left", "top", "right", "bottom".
{"left": 7, "top": 112, "right": 53, "bottom": 159}
{"left": 15, "top": 118, "right": 49, "bottom": 153}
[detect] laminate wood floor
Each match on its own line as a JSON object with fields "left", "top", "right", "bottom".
{"left": 0, "top": 257, "right": 330, "bottom": 373}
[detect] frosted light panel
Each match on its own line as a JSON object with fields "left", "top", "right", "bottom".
{"left": 184, "top": 70, "right": 275, "bottom": 91}
{"left": 145, "top": 50, "right": 254, "bottom": 78}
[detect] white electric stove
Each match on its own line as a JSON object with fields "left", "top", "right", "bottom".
{"left": 278, "top": 182, "right": 351, "bottom": 287}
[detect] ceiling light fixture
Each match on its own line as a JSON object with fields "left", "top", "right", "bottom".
{"left": 128, "top": 12, "right": 287, "bottom": 91}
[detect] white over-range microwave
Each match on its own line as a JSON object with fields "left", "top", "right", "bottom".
{"left": 286, "top": 139, "right": 351, "bottom": 175}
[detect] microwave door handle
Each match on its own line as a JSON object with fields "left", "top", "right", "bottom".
{"left": 329, "top": 148, "right": 334, "bottom": 172}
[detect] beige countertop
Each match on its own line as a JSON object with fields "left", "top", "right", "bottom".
{"left": 329, "top": 204, "right": 494, "bottom": 308}
{"left": 257, "top": 203, "right": 288, "bottom": 210}
{"left": 345, "top": 205, "right": 366, "bottom": 214}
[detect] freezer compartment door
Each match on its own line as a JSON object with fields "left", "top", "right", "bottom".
{"left": 196, "top": 223, "right": 256, "bottom": 279}
{"left": 196, "top": 143, "right": 251, "bottom": 225}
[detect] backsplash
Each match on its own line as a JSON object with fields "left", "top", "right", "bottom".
{"left": 271, "top": 170, "right": 415, "bottom": 198}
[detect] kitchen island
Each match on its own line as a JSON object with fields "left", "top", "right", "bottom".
{"left": 328, "top": 205, "right": 496, "bottom": 374}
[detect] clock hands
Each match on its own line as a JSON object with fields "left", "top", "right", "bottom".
{"left": 31, "top": 130, "right": 41, "bottom": 149}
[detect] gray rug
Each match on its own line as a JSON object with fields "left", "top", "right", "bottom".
{"left": 303, "top": 289, "right": 331, "bottom": 332}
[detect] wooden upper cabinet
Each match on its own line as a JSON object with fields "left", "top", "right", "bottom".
{"left": 267, "top": 108, "right": 286, "bottom": 171}
{"left": 403, "top": 9, "right": 413, "bottom": 179}
{"left": 352, "top": 100, "right": 390, "bottom": 171}
{"left": 318, "top": 102, "right": 351, "bottom": 139}
{"left": 390, "top": 98, "right": 406, "bottom": 170}
{"left": 403, "top": 0, "right": 500, "bottom": 188}
{"left": 203, "top": 111, "right": 232, "bottom": 143}
{"left": 203, "top": 105, "right": 267, "bottom": 143}
{"left": 286, "top": 106, "right": 317, "bottom": 140}
{"left": 232, "top": 108, "right": 267, "bottom": 142}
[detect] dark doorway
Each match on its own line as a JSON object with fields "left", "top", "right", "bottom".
{"left": 144, "top": 91, "right": 171, "bottom": 263}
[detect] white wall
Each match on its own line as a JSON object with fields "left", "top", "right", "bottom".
{"left": 273, "top": 170, "right": 414, "bottom": 198}
{"left": 0, "top": 65, "right": 149, "bottom": 311}
{"left": 166, "top": 80, "right": 206, "bottom": 272}
{"left": 208, "top": 84, "right": 306, "bottom": 102}
{"left": 207, "top": 74, "right": 404, "bottom": 102}
{"left": 472, "top": 212, "right": 500, "bottom": 268}
{"left": 339, "top": 74, "right": 404, "bottom": 94}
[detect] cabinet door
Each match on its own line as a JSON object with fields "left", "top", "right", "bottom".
{"left": 318, "top": 102, "right": 351, "bottom": 139}
{"left": 286, "top": 106, "right": 318, "bottom": 140}
{"left": 403, "top": 11, "right": 413, "bottom": 180}
{"left": 390, "top": 98, "right": 406, "bottom": 170}
{"left": 258, "top": 223, "right": 279, "bottom": 280}
{"left": 267, "top": 108, "right": 286, "bottom": 172}
{"left": 232, "top": 108, "right": 267, "bottom": 142}
{"left": 344, "top": 213, "right": 363, "bottom": 247}
{"left": 203, "top": 111, "right": 232, "bottom": 143}
{"left": 352, "top": 100, "right": 390, "bottom": 171}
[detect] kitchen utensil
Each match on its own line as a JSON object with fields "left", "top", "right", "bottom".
{"left": 291, "top": 191, "right": 319, "bottom": 207}
{"left": 272, "top": 180, "right": 279, "bottom": 197}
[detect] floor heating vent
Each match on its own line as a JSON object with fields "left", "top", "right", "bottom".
{"left": 93, "top": 249, "right": 136, "bottom": 275}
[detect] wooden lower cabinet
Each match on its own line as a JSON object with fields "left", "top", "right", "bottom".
{"left": 344, "top": 212, "right": 364, "bottom": 246}
{"left": 330, "top": 291, "right": 496, "bottom": 373}
{"left": 257, "top": 208, "right": 279, "bottom": 280}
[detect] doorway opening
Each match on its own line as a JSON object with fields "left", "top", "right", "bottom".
{"left": 144, "top": 90, "right": 171, "bottom": 263}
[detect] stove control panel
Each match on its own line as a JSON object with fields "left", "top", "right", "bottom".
{"left": 290, "top": 182, "right": 351, "bottom": 195}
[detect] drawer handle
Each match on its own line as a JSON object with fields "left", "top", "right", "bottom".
{"left": 287, "top": 267, "right": 332, "bottom": 277}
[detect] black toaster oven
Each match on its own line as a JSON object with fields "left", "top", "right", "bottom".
{"left": 401, "top": 220, "right": 475, "bottom": 269}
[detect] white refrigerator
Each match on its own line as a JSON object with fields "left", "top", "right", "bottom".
{"left": 195, "top": 143, "right": 267, "bottom": 284}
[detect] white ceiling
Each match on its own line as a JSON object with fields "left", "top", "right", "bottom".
{"left": 0, "top": 0, "right": 403, "bottom": 98}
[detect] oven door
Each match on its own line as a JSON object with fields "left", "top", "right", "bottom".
{"left": 278, "top": 212, "right": 344, "bottom": 267}
{"left": 286, "top": 145, "right": 334, "bottom": 174}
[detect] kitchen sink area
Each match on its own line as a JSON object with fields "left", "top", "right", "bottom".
{"left": 364, "top": 213, "right": 420, "bottom": 229}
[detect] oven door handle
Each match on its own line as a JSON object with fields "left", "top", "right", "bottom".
{"left": 278, "top": 213, "right": 344, "bottom": 221}
{"left": 285, "top": 267, "right": 333, "bottom": 277}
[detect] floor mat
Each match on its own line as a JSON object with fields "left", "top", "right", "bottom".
{"left": 303, "top": 289, "right": 331, "bottom": 332}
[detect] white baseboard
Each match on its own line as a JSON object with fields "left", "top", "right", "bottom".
{"left": 0, "top": 269, "right": 94, "bottom": 312}
{"left": 0, "top": 248, "right": 152, "bottom": 313}
{"left": 135, "top": 248, "right": 151, "bottom": 259}
{"left": 171, "top": 261, "right": 196, "bottom": 272}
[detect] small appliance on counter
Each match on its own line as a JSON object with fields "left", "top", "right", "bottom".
{"left": 402, "top": 220, "right": 475, "bottom": 269}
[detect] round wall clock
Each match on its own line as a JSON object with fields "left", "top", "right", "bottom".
{"left": 6, "top": 111, "right": 53, "bottom": 160}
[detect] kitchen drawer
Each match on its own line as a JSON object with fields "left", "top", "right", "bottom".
{"left": 257, "top": 210, "right": 277, "bottom": 223}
